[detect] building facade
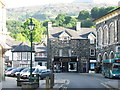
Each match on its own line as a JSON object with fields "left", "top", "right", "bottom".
{"left": 47, "top": 22, "right": 96, "bottom": 73}
{"left": 0, "top": 0, "right": 9, "bottom": 82}
{"left": 11, "top": 42, "right": 35, "bottom": 68}
{"left": 34, "top": 43, "right": 47, "bottom": 67}
{"left": 94, "top": 7, "right": 120, "bottom": 67}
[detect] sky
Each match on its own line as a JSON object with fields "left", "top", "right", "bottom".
{"left": 4, "top": 0, "right": 120, "bottom": 8}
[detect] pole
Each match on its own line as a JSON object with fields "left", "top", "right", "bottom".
{"left": 30, "top": 32, "right": 33, "bottom": 82}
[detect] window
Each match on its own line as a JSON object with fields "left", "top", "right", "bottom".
{"left": 17, "top": 52, "right": 21, "bottom": 60}
{"left": 103, "top": 25, "right": 109, "bottom": 46}
{"left": 59, "top": 36, "right": 70, "bottom": 43}
{"left": 90, "top": 38, "right": 94, "bottom": 44}
{"left": 28, "top": 52, "right": 31, "bottom": 60}
{"left": 90, "top": 49, "right": 95, "bottom": 56}
{"left": 59, "top": 49, "right": 62, "bottom": 57}
{"left": 68, "top": 49, "right": 71, "bottom": 56}
{"left": 22, "top": 52, "right": 27, "bottom": 60}
{"left": 109, "top": 22, "right": 115, "bottom": 44}
{"left": 97, "top": 27, "right": 103, "bottom": 48}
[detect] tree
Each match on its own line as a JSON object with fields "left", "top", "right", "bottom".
{"left": 77, "top": 10, "right": 90, "bottom": 20}
{"left": 22, "top": 18, "right": 44, "bottom": 42}
{"left": 81, "top": 18, "right": 94, "bottom": 28}
{"left": 91, "top": 7, "right": 99, "bottom": 19}
{"left": 55, "top": 14, "right": 66, "bottom": 26}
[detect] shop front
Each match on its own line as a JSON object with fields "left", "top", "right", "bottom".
{"left": 53, "top": 56, "right": 78, "bottom": 72}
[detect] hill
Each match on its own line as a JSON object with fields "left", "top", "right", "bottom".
{"left": 6, "top": 3, "right": 116, "bottom": 21}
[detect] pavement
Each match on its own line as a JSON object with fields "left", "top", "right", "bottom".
{"left": 1, "top": 77, "right": 68, "bottom": 90}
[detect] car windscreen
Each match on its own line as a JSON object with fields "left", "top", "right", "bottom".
{"left": 11, "top": 69, "right": 18, "bottom": 73}
{"left": 21, "top": 68, "right": 29, "bottom": 72}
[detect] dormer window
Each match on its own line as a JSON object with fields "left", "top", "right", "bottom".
{"left": 90, "top": 38, "right": 94, "bottom": 44}
{"left": 59, "top": 36, "right": 70, "bottom": 43}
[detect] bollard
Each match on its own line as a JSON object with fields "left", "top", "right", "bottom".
{"left": 46, "top": 76, "right": 50, "bottom": 90}
{"left": 17, "top": 74, "right": 20, "bottom": 81}
{"left": 50, "top": 73, "right": 54, "bottom": 89}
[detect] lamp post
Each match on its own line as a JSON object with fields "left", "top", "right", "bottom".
{"left": 28, "top": 18, "right": 35, "bottom": 82}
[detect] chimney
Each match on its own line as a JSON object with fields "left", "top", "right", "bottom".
{"left": 76, "top": 22, "right": 81, "bottom": 31}
{"left": 48, "top": 22, "right": 52, "bottom": 28}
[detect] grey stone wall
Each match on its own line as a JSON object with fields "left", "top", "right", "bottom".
{"left": 96, "top": 15, "right": 120, "bottom": 61}
{"left": 47, "top": 38, "right": 90, "bottom": 72}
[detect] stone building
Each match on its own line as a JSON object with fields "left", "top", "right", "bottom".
{"left": 0, "top": 0, "right": 10, "bottom": 82}
{"left": 47, "top": 22, "right": 96, "bottom": 73}
{"left": 94, "top": 6, "right": 120, "bottom": 66}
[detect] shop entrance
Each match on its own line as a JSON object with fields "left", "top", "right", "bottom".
{"left": 54, "top": 56, "right": 78, "bottom": 72}
{"left": 68, "top": 62, "right": 77, "bottom": 71}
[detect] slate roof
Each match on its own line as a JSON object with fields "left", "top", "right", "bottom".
{"left": 80, "top": 32, "right": 96, "bottom": 38}
{"left": 34, "top": 43, "right": 47, "bottom": 53}
{"left": 12, "top": 42, "right": 35, "bottom": 52}
{"left": 48, "top": 26, "right": 96, "bottom": 39}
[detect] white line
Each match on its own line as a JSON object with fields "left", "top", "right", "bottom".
{"left": 101, "top": 83, "right": 111, "bottom": 89}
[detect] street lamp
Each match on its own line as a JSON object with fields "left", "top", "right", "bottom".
{"left": 28, "top": 18, "right": 35, "bottom": 82}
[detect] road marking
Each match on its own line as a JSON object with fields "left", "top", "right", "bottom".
{"left": 101, "top": 83, "right": 110, "bottom": 89}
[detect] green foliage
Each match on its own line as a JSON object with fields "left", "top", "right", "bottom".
{"left": 91, "top": 6, "right": 116, "bottom": 19}
{"left": 55, "top": 14, "right": 77, "bottom": 28}
{"left": 77, "top": 10, "right": 90, "bottom": 20}
{"left": 81, "top": 18, "right": 94, "bottom": 28}
{"left": 6, "top": 20, "right": 23, "bottom": 34}
{"left": 22, "top": 18, "right": 44, "bottom": 42}
{"left": 55, "top": 14, "right": 66, "bottom": 26}
{"left": 7, "top": 6, "right": 117, "bottom": 41}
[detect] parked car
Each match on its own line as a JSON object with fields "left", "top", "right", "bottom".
{"left": 19, "top": 68, "right": 29, "bottom": 77}
{"left": 21, "top": 67, "right": 36, "bottom": 79}
{"left": 6, "top": 67, "right": 26, "bottom": 77}
{"left": 15, "top": 67, "right": 27, "bottom": 76}
{"left": 5, "top": 68, "right": 14, "bottom": 76}
{"left": 21, "top": 66, "right": 47, "bottom": 79}
{"left": 39, "top": 69, "right": 52, "bottom": 80}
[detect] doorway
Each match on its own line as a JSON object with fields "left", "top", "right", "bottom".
{"left": 68, "top": 62, "right": 77, "bottom": 71}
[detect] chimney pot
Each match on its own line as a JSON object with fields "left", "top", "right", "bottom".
{"left": 76, "top": 22, "right": 81, "bottom": 31}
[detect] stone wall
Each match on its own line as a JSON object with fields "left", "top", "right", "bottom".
{"left": 47, "top": 38, "right": 90, "bottom": 72}
{"left": 96, "top": 14, "right": 120, "bottom": 61}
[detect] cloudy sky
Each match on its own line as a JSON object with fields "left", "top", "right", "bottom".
{"left": 4, "top": 0, "right": 120, "bottom": 8}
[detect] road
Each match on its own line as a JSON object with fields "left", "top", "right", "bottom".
{"left": 55, "top": 73, "right": 120, "bottom": 89}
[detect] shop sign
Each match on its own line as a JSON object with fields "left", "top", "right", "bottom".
{"left": 59, "top": 58, "right": 71, "bottom": 62}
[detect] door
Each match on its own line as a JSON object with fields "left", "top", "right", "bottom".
{"left": 68, "top": 62, "right": 77, "bottom": 71}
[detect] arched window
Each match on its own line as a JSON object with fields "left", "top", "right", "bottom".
{"left": 97, "top": 53, "right": 102, "bottom": 62}
{"left": 98, "top": 27, "right": 103, "bottom": 47}
{"left": 103, "top": 52, "right": 108, "bottom": 60}
{"left": 109, "top": 51, "right": 114, "bottom": 59}
{"left": 103, "top": 25, "right": 109, "bottom": 46}
{"left": 109, "top": 22, "right": 115, "bottom": 44}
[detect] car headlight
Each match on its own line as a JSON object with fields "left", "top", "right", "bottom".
{"left": 112, "top": 74, "right": 116, "bottom": 76}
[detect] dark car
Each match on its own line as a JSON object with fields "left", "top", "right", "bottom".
{"left": 39, "top": 69, "right": 52, "bottom": 80}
